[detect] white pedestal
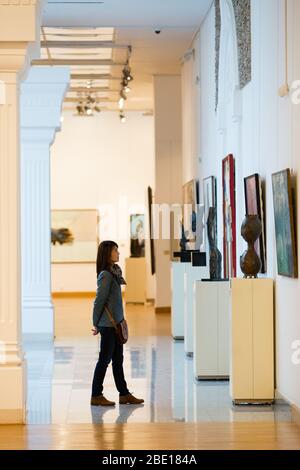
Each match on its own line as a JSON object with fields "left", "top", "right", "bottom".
{"left": 230, "top": 278, "right": 274, "bottom": 404}
{"left": 125, "top": 257, "right": 146, "bottom": 303}
{"left": 171, "top": 341, "right": 185, "bottom": 421}
{"left": 193, "top": 280, "right": 230, "bottom": 380}
{"left": 184, "top": 264, "right": 209, "bottom": 356}
{"left": 184, "top": 356, "right": 195, "bottom": 422}
{"left": 171, "top": 262, "right": 187, "bottom": 340}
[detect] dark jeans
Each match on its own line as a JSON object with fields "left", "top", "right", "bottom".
{"left": 91, "top": 327, "right": 129, "bottom": 397}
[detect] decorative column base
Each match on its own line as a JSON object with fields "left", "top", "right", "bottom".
{"left": 22, "top": 297, "right": 54, "bottom": 337}
{"left": 0, "top": 366, "right": 26, "bottom": 424}
{"left": 0, "top": 342, "right": 26, "bottom": 424}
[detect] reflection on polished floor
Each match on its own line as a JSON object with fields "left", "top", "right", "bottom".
{"left": 23, "top": 297, "right": 292, "bottom": 425}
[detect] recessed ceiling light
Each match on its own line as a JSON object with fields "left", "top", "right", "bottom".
{"left": 48, "top": 2, "right": 104, "bottom": 4}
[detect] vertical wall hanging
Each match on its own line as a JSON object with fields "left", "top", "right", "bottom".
{"left": 222, "top": 154, "right": 236, "bottom": 278}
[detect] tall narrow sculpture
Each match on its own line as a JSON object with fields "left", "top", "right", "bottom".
{"left": 207, "top": 207, "right": 222, "bottom": 280}
{"left": 240, "top": 214, "right": 262, "bottom": 278}
{"left": 180, "top": 221, "right": 189, "bottom": 252}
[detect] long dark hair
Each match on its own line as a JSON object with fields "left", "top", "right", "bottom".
{"left": 96, "top": 240, "right": 118, "bottom": 277}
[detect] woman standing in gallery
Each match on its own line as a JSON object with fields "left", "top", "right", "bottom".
{"left": 91, "top": 240, "right": 144, "bottom": 406}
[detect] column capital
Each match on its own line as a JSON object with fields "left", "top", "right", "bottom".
{"left": 21, "top": 66, "right": 70, "bottom": 137}
{"left": 0, "top": 0, "right": 46, "bottom": 78}
{"left": 21, "top": 128, "right": 57, "bottom": 145}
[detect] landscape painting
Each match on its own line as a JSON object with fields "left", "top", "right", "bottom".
{"left": 51, "top": 209, "right": 98, "bottom": 263}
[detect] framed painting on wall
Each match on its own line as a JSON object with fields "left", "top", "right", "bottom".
{"left": 182, "top": 179, "right": 198, "bottom": 250}
{"left": 130, "top": 214, "right": 145, "bottom": 258}
{"left": 51, "top": 209, "right": 98, "bottom": 263}
{"left": 244, "top": 173, "right": 266, "bottom": 273}
{"left": 272, "top": 169, "right": 298, "bottom": 278}
{"left": 222, "top": 154, "right": 236, "bottom": 278}
{"left": 147, "top": 186, "right": 155, "bottom": 274}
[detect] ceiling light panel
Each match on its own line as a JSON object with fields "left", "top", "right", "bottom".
{"left": 41, "top": 27, "right": 135, "bottom": 113}
{"left": 41, "top": 27, "right": 117, "bottom": 106}
{"left": 47, "top": 1, "right": 105, "bottom": 4}
{"left": 42, "top": 27, "right": 114, "bottom": 40}
{"left": 70, "top": 67, "right": 112, "bottom": 75}
{"left": 41, "top": 27, "right": 114, "bottom": 62}
{"left": 43, "top": 49, "right": 113, "bottom": 60}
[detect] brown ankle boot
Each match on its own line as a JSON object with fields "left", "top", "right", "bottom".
{"left": 119, "top": 393, "right": 144, "bottom": 405}
{"left": 90, "top": 395, "right": 116, "bottom": 406}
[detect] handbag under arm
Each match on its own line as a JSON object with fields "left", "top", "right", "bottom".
{"left": 104, "top": 305, "right": 128, "bottom": 344}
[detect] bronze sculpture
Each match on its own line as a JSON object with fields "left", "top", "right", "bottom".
{"left": 240, "top": 214, "right": 262, "bottom": 278}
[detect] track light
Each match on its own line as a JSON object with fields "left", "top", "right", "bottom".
{"left": 76, "top": 103, "right": 85, "bottom": 115}
{"left": 117, "top": 59, "right": 133, "bottom": 119}
{"left": 75, "top": 92, "right": 101, "bottom": 116}
{"left": 122, "top": 65, "right": 133, "bottom": 82}
{"left": 121, "top": 77, "right": 131, "bottom": 93}
{"left": 85, "top": 107, "right": 93, "bottom": 116}
{"left": 120, "top": 89, "right": 127, "bottom": 100}
{"left": 87, "top": 95, "right": 96, "bottom": 104}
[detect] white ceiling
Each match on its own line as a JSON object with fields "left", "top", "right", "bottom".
{"left": 43, "top": 0, "right": 213, "bottom": 28}
{"left": 42, "top": 0, "right": 213, "bottom": 113}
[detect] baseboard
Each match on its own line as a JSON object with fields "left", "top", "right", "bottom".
{"left": 155, "top": 307, "right": 171, "bottom": 313}
{"left": 292, "top": 404, "right": 300, "bottom": 428}
{"left": 0, "top": 409, "right": 24, "bottom": 424}
{"left": 52, "top": 292, "right": 95, "bottom": 298}
{"left": 52, "top": 291, "right": 154, "bottom": 303}
{"left": 23, "top": 333, "right": 53, "bottom": 344}
{"left": 275, "top": 390, "right": 300, "bottom": 429}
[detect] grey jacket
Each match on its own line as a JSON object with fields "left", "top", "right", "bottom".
{"left": 92, "top": 270, "right": 124, "bottom": 328}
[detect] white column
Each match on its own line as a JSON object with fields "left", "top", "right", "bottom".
{"left": 153, "top": 75, "right": 183, "bottom": 310}
{"left": 0, "top": 0, "right": 44, "bottom": 424}
{"left": 21, "top": 67, "right": 70, "bottom": 337}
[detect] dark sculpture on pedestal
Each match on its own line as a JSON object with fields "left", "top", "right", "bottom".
{"left": 207, "top": 207, "right": 222, "bottom": 280}
{"left": 240, "top": 214, "right": 262, "bottom": 278}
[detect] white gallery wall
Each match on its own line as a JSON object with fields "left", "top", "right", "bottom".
{"left": 181, "top": 49, "right": 199, "bottom": 185}
{"left": 181, "top": 0, "right": 300, "bottom": 410}
{"left": 50, "top": 111, "right": 155, "bottom": 299}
